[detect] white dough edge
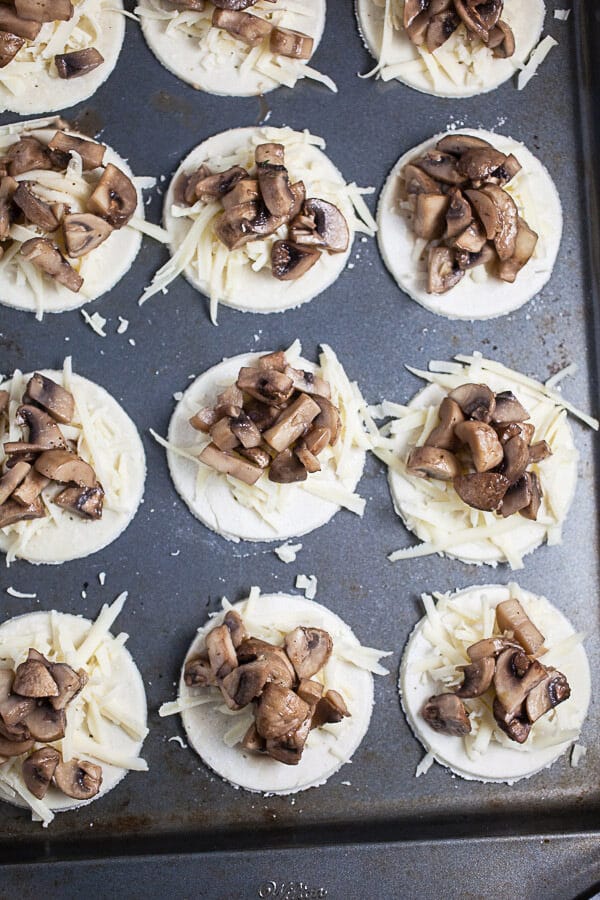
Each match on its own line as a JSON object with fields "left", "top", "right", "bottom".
{"left": 387, "top": 377, "right": 577, "bottom": 566}
{"left": 0, "top": 369, "right": 146, "bottom": 565}
{"left": 0, "top": 1, "right": 126, "bottom": 115}
{"left": 0, "top": 124, "right": 143, "bottom": 315}
{"left": 139, "top": 0, "right": 325, "bottom": 97}
{"left": 377, "top": 128, "right": 563, "bottom": 320}
{"left": 399, "top": 584, "right": 590, "bottom": 783}
{"left": 0, "top": 610, "right": 148, "bottom": 813}
{"left": 163, "top": 126, "right": 354, "bottom": 314}
{"left": 355, "top": 0, "right": 545, "bottom": 99}
{"left": 179, "top": 593, "right": 375, "bottom": 794}
{"left": 167, "top": 350, "right": 365, "bottom": 543}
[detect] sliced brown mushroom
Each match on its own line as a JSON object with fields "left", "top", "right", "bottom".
{"left": 464, "top": 188, "right": 499, "bottom": 240}
{"left": 16, "top": 404, "right": 68, "bottom": 450}
{"left": 214, "top": 201, "right": 260, "bottom": 250}
{"left": 184, "top": 655, "right": 215, "bottom": 687}
{"left": 454, "top": 244, "right": 496, "bottom": 271}
{"left": 283, "top": 365, "right": 330, "bottom": 399}
{"left": 210, "top": 417, "right": 239, "bottom": 452}
{"left": 296, "top": 678, "right": 324, "bottom": 707}
{"left": 215, "top": 383, "right": 243, "bottom": 419}
{"left": 436, "top": 134, "right": 493, "bottom": 156}
{"left": 53, "top": 758, "right": 102, "bottom": 800}
{"left": 422, "top": 693, "right": 471, "bottom": 736}
{"left": 312, "top": 395, "right": 341, "bottom": 445}
{"left": 13, "top": 182, "right": 60, "bottom": 231}
{"left": 499, "top": 475, "right": 532, "bottom": 518}
{"left": 479, "top": 183, "right": 518, "bottom": 260}
{"left": 270, "top": 25, "right": 313, "bottom": 59}
{"left": 520, "top": 470, "right": 542, "bottom": 520}
{"left": 265, "top": 714, "right": 311, "bottom": 765}
{"left": 254, "top": 682, "right": 310, "bottom": 740}
{"left": 24, "top": 373, "right": 74, "bottom": 424}
{"left": 55, "top": 47, "right": 104, "bottom": 79}
{"left": 494, "top": 421, "right": 534, "bottom": 446}
{"left": 491, "top": 390, "right": 529, "bottom": 424}
{"left": 444, "top": 187, "right": 472, "bottom": 239}
{"left": 0, "top": 8, "right": 40, "bottom": 41}
{"left": 304, "top": 425, "right": 331, "bottom": 457}
{"left": 20, "top": 238, "right": 83, "bottom": 292}
{"left": 34, "top": 449, "right": 96, "bottom": 487}
{"left": 0, "top": 497, "right": 45, "bottom": 528}
{"left": 406, "top": 445, "right": 460, "bottom": 480}
{"left": 271, "top": 239, "right": 320, "bottom": 280}
{"left": 236, "top": 638, "right": 296, "bottom": 688}
{"left": 206, "top": 623, "right": 238, "bottom": 680}
{"left": 529, "top": 440, "right": 551, "bottom": 464}
{"left": 212, "top": 8, "right": 271, "bottom": 46}
{"left": 493, "top": 648, "right": 548, "bottom": 717}
{"left": 22, "top": 747, "right": 60, "bottom": 800}
{"left": 448, "top": 383, "right": 496, "bottom": 422}
{"left": 0, "top": 31, "right": 24, "bottom": 68}
{"left": 245, "top": 399, "right": 280, "bottom": 431}
{"left": 239, "top": 446, "right": 271, "bottom": 468}
{"left": 493, "top": 698, "right": 531, "bottom": 744}
{"left": 15, "top": 0, "right": 72, "bottom": 21}
{"left": 220, "top": 177, "right": 260, "bottom": 211}
{"left": 414, "top": 192, "right": 450, "bottom": 240}
{"left": 427, "top": 246, "right": 464, "bottom": 293}
{"left": 453, "top": 471, "right": 510, "bottom": 511}
{"left": 499, "top": 433, "right": 530, "bottom": 485}
{"left": 302, "top": 198, "right": 349, "bottom": 253}
{"left": 263, "top": 393, "right": 321, "bottom": 453}
{"left": 195, "top": 165, "right": 248, "bottom": 202}
{"left": 425, "top": 397, "right": 464, "bottom": 450}
{"left": 268, "top": 448, "right": 307, "bottom": 484}
{"left": 310, "top": 689, "right": 350, "bottom": 729}
{"left": 426, "top": 8, "right": 459, "bottom": 49}
{"left": 294, "top": 440, "right": 320, "bottom": 474}
{"left": 0, "top": 735, "right": 34, "bottom": 757}
{"left": 189, "top": 407, "right": 216, "bottom": 433}
{"left": 223, "top": 609, "right": 247, "bottom": 648}
{"left": 489, "top": 19, "right": 515, "bottom": 58}
{"left": 13, "top": 658, "right": 58, "bottom": 698}
{"left": 230, "top": 412, "right": 262, "bottom": 449}
{"left": 212, "top": 0, "right": 260, "bottom": 8}
{"left": 402, "top": 163, "right": 441, "bottom": 197}
{"left": 0, "top": 461, "right": 30, "bottom": 505}
{"left": 453, "top": 0, "right": 489, "bottom": 40}
{"left": 452, "top": 220, "right": 487, "bottom": 253}
{"left": 23, "top": 702, "right": 66, "bottom": 742}
{"left": 49, "top": 663, "right": 86, "bottom": 710}
{"left": 63, "top": 213, "right": 113, "bottom": 257}
{"left": 47, "top": 132, "right": 105, "bottom": 170}
{"left": 255, "top": 143, "right": 294, "bottom": 218}
{"left": 88, "top": 163, "right": 137, "bottom": 228}
{"left": 11, "top": 469, "right": 50, "bottom": 507}
{"left": 525, "top": 670, "right": 570, "bottom": 724}
{"left": 53, "top": 483, "right": 104, "bottom": 519}
{"left": 454, "top": 420, "right": 504, "bottom": 472}
{"left": 284, "top": 627, "right": 332, "bottom": 680}
{"left": 415, "top": 151, "right": 466, "bottom": 186}
{"left": 0, "top": 694, "right": 35, "bottom": 730}
{"left": 457, "top": 147, "right": 508, "bottom": 183}
{"left": 241, "top": 722, "right": 265, "bottom": 753}
{"left": 467, "top": 636, "right": 520, "bottom": 661}
{"left": 220, "top": 659, "right": 270, "bottom": 709}
{"left": 237, "top": 366, "right": 294, "bottom": 408}
{"left": 454, "top": 657, "right": 495, "bottom": 698}
{"left": 495, "top": 597, "right": 545, "bottom": 655}
{"left": 498, "top": 216, "right": 538, "bottom": 283}
{"left": 198, "top": 443, "right": 263, "bottom": 485}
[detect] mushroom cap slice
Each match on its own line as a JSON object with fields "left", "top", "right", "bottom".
{"left": 402, "top": 163, "right": 441, "bottom": 197}
{"left": 255, "top": 143, "right": 295, "bottom": 218}
{"left": 47, "top": 132, "right": 105, "bottom": 170}
{"left": 11, "top": 468, "right": 50, "bottom": 507}
{"left": 492, "top": 390, "right": 529, "bottom": 423}
{"left": 223, "top": 609, "right": 248, "bottom": 649}
{"left": 23, "top": 702, "right": 66, "bottom": 742}
{"left": 271, "top": 240, "right": 320, "bottom": 281}
{"left": 0, "top": 31, "right": 24, "bottom": 68}
{"left": 479, "top": 183, "right": 518, "bottom": 261}
{"left": 413, "top": 192, "right": 450, "bottom": 240}
{"left": 212, "top": 0, "right": 259, "bottom": 9}
{"left": 525, "top": 671, "right": 570, "bottom": 724}
{"left": 310, "top": 689, "right": 350, "bottom": 729}
{"left": 454, "top": 657, "right": 495, "bottom": 698}
{"left": 53, "top": 758, "right": 102, "bottom": 800}
{"left": 415, "top": 150, "right": 466, "bottom": 186}
{"left": 268, "top": 448, "right": 308, "bottom": 484}
{"left": 436, "top": 134, "right": 493, "bottom": 156}
{"left": 427, "top": 246, "right": 463, "bottom": 293}
{"left": 237, "top": 366, "right": 294, "bottom": 406}
{"left": 284, "top": 627, "right": 333, "bottom": 680}
{"left": 63, "top": 213, "right": 113, "bottom": 258}
{"left": 206, "top": 623, "right": 238, "bottom": 680}
{"left": 34, "top": 449, "right": 97, "bottom": 487}
{"left": 49, "top": 663, "right": 87, "bottom": 710}
{"left": 16, "top": 404, "right": 68, "bottom": 450}
{"left": 14, "top": 0, "right": 73, "bottom": 23}
{"left": 425, "top": 397, "right": 464, "bottom": 450}
{"left": 444, "top": 188, "right": 472, "bottom": 239}
{"left": 13, "top": 182, "right": 60, "bottom": 232}
{"left": 499, "top": 433, "right": 530, "bottom": 485}
{"left": 425, "top": 9, "right": 459, "bottom": 51}
{"left": 184, "top": 656, "right": 215, "bottom": 687}
{"left": 454, "top": 420, "right": 504, "bottom": 473}
{"left": 457, "top": 147, "right": 508, "bottom": 182}
{"left": 498, "top": 216, "right": 538, "bottom": 283}
{"left": 20, "top": 238, "right": 83, "bottom": 293}
{"left": 22, "top": 747, "right": 60, "bottom": 800}
{"left": 0, "top": 734, "right": 34, "bottom": 756}
{"left": 88, "top": 163, "right": 137, "bottom": 229}
{"left": 53, "top": 483, "right": 105, "bottom": 520}
{"left": 254, "top": 682, "right": 310, "bottom": 740}
{"left": 24, "top": 373, "right": 74, "bottom": 424}
{"left": 0, "top": 461, "right": 31, "bottom": 505}
{"left": 490, "top": 19, "right": 515, "bottom": 58}
{"left": 448, "top": 383, "right": 496, "bottom": 422}
{"left": 493, "top": 648, "right": 548, "bottom": 717}
{"left": 302, "top": 198, "right": 349, "bottom": 253}
{"left": 492, "top": 698, "right": 531, "bottom": 744}
{"left": 0, "top": 8, "right": 40, "bottom": 40}
{"left": 406, "top": 445, "right": 460, "bottom": 480}
{"left": 0, "top": 497, "right": 46, "bottom": 528}
{"left": 499, "top": 475, "right": 532, "bottom": 518}
{"left": 220, "top": 659, "right": 270, "bottom": 709}
{"left": 453, "top": 471, "right": 510, "bottom": 511}
{"left": 0, "top": 693, "right": 36, "bottom": 728}
{"left": 422, "top": 693, "right": 471, "bottom": 736}
{"left": 12, "top": 659, "right": 58, "bottom": 698}
{"left": 198, "top": 443, "right": 263, "bottom": 486}
{"left": 55, "top": 47, "right": 104, "bottom": 78}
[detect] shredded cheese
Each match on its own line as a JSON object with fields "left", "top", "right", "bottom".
{"left": 517, "top": 35, "right": 558, "bottom": 90}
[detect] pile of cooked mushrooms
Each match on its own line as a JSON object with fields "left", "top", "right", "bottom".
{"left": 191, "top": 350, "right": 342, "bottom": 486}
{"left": 406, "top": 381, "right": 550, "bottom": 520}
{"left": 176, "top": 141, "right": 349, "bottom": 281}
{"left": 185, "top": 609, "right": 350, "bottom": 765}
{"left": 169, "top": 0, "right": 314, "bottom": 62}
{"left": 0, "top": 372, "right": 105, "bottom": 529}
{"left": 422, "top": 596, "right": 571, "bottom": 744}
{"left": 0, "top": 648, "right": 103, "bottom": 800}
{"left": 0, "top": 128, "right": 137, "bottom": 293}
{"left": 400, "top": 133, "right": 538, "bottom": 293}
{"left": 403, "top": 0, "right": 515, "bottom": 59}
{"left": 0, "top": 0, "right": 104, "bottom": 77}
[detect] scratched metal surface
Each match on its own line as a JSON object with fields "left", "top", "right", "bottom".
{"left": 0, "top": 0, "right": 599, "bottom": 896}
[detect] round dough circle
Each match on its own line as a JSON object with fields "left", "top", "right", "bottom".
{"left": 163, "top": 127, "right": 355, "bottom": 315}
{"left": 167, "top": 350, "right": 365, "bottom": 542}
{"left": 0, "top": 126, "right": 143, "bottom": 315}
{"left": 0, "top": 610, "right": 147, "bottom": 813}
{"left": 400, "top": 584, "right": 590, "bottom": 783}
{"left": 387, "top": 375, "right": 577, "bottom": 566}
{"left": 139, "top": 0, "right": 325, "bottom": 97}
{"left": 355, "top": 0, "right": 545, "bottom": 99}
{"left": 0, "top": 369, "right": 146, "bottom": 565}
{"left": 377, "top": 128, "right": 562, "bottom": 320}
{"left": 180, "top": 593, "right": 375, "bottom": 794}
{"left": 0, "top": 3, "right": 125, "bottom": 115}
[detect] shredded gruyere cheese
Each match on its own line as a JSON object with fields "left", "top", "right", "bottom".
{"left": 140, "top": 127, "right": 377, "bottom": 323}
{"left": 374, "top": 353, "right": 597, "bottom": 568}
{"left": 0, "top": 594, "right": 147, "bottom": 826}
{"left": 135, "top": 0, "right": 336, "bottom": 93}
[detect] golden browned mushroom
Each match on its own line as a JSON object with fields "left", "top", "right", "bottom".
{"left": 13, "top": 658, "right": 58, "bottom": 698}
{"left": 209, "top": 417, "right": 240, "bottom": 452}
{"left": 237, "top": 637, "right": 296, "bottom": 688}
{"left": 271, "top": 239, "right": 321, "bottom": 280}
{"left": 479, "top": 183, "right": 518, "bottom": 260}
{"left": 453, "top": 471, "right": 510, "bottom": 511}
{"left": 454, "top": 420, "right": 504, "bottom": 472}
{"left": 221, "top": 177, "right": 260, "bottom": 210}
{"left": 49, "top": 663, "right": 87, "bottom": 710}
{"left": 34, "top": 449, "right": 96, "bottom": 487}
{"left": 464, "top": 188, "right": 499, "bottom": 240}
{"left": 16, "top": 404, "right": 69, "bottom": 450}
{"left": 296, "top": 678, "right": 324, "bottom": 707}
{"left": 223, "top": 609, "right": 247, "bottom": 648}
{"left": 13, "top": 182, "right": 60, "bottom": 231}
{"left": 415, "top": 150, "right": 466, "bottom": 186}
{"left": 457, "top": 147, "right": 507, "bottom": 183}
{"left": 303, "top": 425, "right": 331, "bottom": 456}
{"left": 212, "top": 8, "right": 271, "bottom": 46}
{"left": 265, "top": 714, "right": 311, "bottom": 764}
{"left": 0, "top": 31, "right": 24, "bottom": 68}
{"left": 427, "top": 246, "right": 463, "bottom": 293}
{"left": 254, "top": 682, "right": 310, "bottom": 740}
{"left": 283, "top": 365, "right": 330, "bottom": 398}
{"left": 22, "top": 747, "right": 60, "bottom": 800}
{"left": 422, "top": 693, "right": 471, "bottom": 736}
{"left": 54, "top": 483, "right": 104, "bottom": 519}
{"left": 230, "top": 413, "right": 262, "bottom": 449}
{"left": 189, "top": 407, "right": 216, "bottom": 433}
{"left": 499, "top": 433, "right": 530, "bottom": 485}
{"left": 301, "top": 198, "right": 349, "bottom": 253}
{"left": 263, "top": 393, "right": 321, "bottom": 453}
{"left": 402, "top": 163, "right": 440, "bottom": 197}
{"left": 268, "top": 448, "right": 307, "bottom": 483}
{"left": 15, "top": 0, "right": 72, "bottom": 21}
{"left": 47, "top": 132, "right": 105, "bottom": 169}
{"left": 467, "top": 636, "right": 520, "bottom": 661}
{"left": 449, "top": 383, "right": 496, "bottom": 422}
{"left": 0, "top": 461, "right": 31, "bottom": 505}
{"left": 24, "top": 373, "right": 74, "bottom": 424}
{"left": 500, "top": 474, "right": 533, "bottom": 517}
{"left": 241, "top": 722, "right": 265, "bottom": 753}
{"left": 237, "top": 366, "right": 294, "bottom": 406}
{"left": 0, "top": 497, "right": 46, "bottom": 528}
{"left": 87, "top": 163, "right": 137, "bottom": 228}
{"left": 55, "top": 47, "right": 104, "bottom": 78}
{"left": 63, "top": 213, "right": 113, "bottom": 257}
{"left": 284, "top": 627, "right": 333, "bottom": 680}
{"left": 214, "top": 201, "right": 260, "bottom": 250}
{"left": 54, "top": 758, "right": 102, "bottom": 800}
{"left": 269, "top": 25, "right": 313, "bottom": 59}
{"left": 444, "top": 187, "right": 472, "bottom": 239}
{"left": 0, "top": 7, "right": 40, "bottom": 40}
{"left": 406, "top": 445, "right": 460, "bottom": 480}
{"left": 454, "top": 657, "right": 495, "bottom": 698}
{"left": 255, "top": 143, "right": 295, "bottom": 218}
{"left": 425, "top": 397, "right": 464, "bottom": 450}
{"left": 452, "top": 220, "right": 487, "bottom": 253}
{"left": 493, "top": 698, "right": 531, "bottom": 744}
{"left": 437, "top": 133, "right": 493, "bottom": 155}
{"left": 20, "top": 238, "right": 83, "bottom": 292}
{"left": 528, "top": 440, "right": 551, "bottom": 464}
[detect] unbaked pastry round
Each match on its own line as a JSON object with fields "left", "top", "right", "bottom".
{"left": 179, "top": 592, "right": 378, "bottom": 794}
{"left": 0, "top": 0, "right": 125, "bottom": 115}
{"left": 355, "top": 0, "right": 545, "bottom": 98}
{"left": 0, "top": 367, "right": 146, "bottom": 564}
{"left": 157, "top": 126, "right": 360, "bottom": 318}
{"left": 377, "top": 128, "right": 562, "bottom": 320}
{"left": 0, "top": 607, "right": 147, "bottom": 818}
{"left": 138, "top": 0, "right": 326, "bottom": 97}
{"left": 0, "top": 123, "right": 144, "bottom": 316}
{"left": 166, "top": 347, "right": 366, "bottom": 542}
{"left": 400, "top": 584, "right": 590, "bottom": 783}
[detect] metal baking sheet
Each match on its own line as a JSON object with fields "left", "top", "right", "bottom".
{"left": 1, "top": 0, "right": 599, "bottom": 895}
